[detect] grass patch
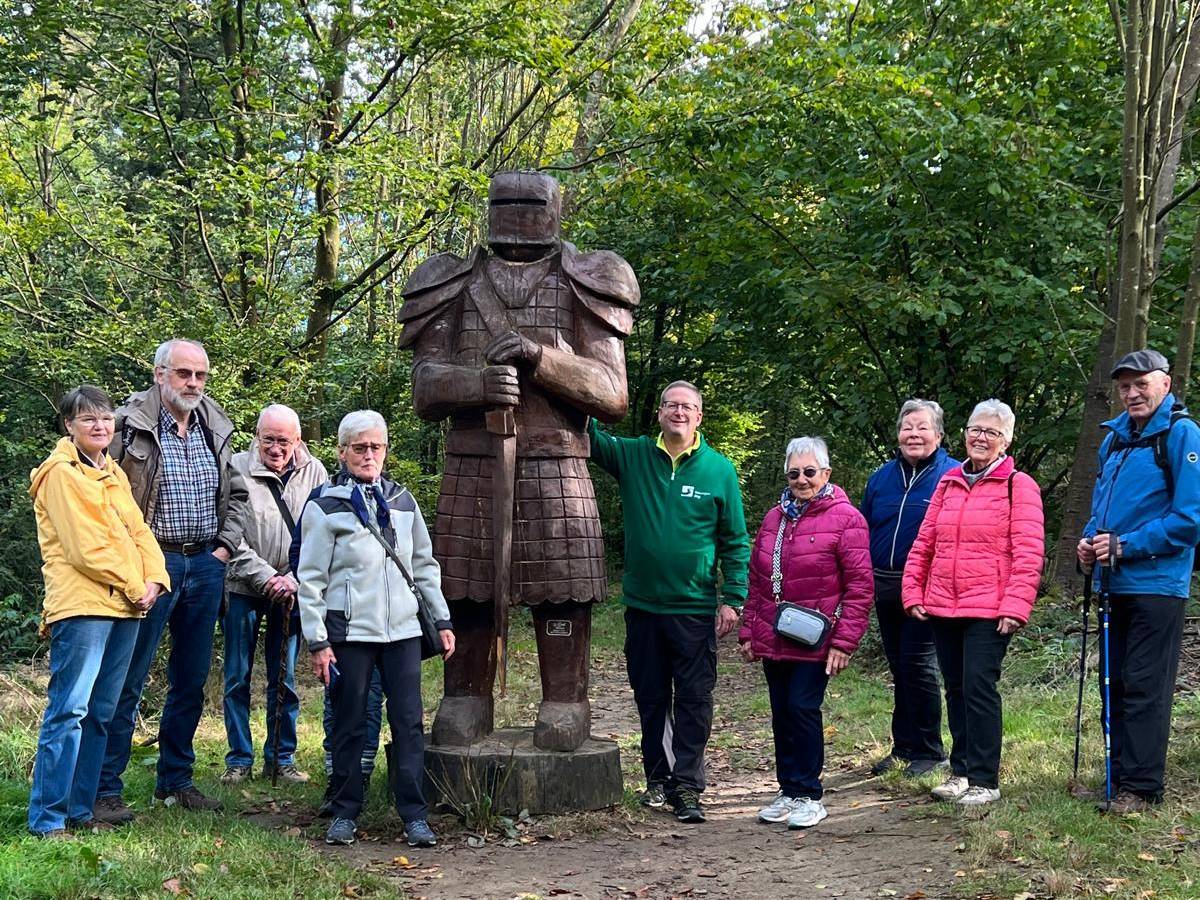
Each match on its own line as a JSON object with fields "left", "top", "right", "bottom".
{"left": 1, "top": 596, "right": 1199, "bottom": 897}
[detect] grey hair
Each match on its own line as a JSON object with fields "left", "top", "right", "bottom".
{"left": 897, "top": 398, "right": 945, "bottom": 436}
{"left": 153, "top": 339, "right": 208, "bottom": 368}
{"left": 256, "top": 404, "right": 301, "bottom": 435}
{"left": 659, "top": 380, "right": 703, "bottom": 410}
{"left": 784, "top": 436, "right": 830, "bottom": 470}
{"left": 968, "top": 399, "right": 1016, "bottom": 442}
{"left": 337, "top": 410, "right": 388, "bottom": 446}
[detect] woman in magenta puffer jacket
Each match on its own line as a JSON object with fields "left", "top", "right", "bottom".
{"left": 739, "top": 436, "right": 873, "bottom": 830}
{"left": 902, "top": 399, "right": 1044, "bottom": 808}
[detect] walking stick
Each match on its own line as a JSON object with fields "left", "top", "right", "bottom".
{"left": 271, "top": 595, "right": 294, "bottom": 788}
{"left": 485, "top": 407, "right": 517, "bottom": 697}
{"left": 1098, "top": 560, "right": 1113, "bottom": 812}
{"left": 1072, "top": 570, "right": 1093, "bottom": 781}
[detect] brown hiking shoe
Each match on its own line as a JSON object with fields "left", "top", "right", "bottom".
{"left": 262, "top": 762, "right": 310, "bottom": 784}
{"left": 154, "top": 786, "right": 223, "bottom": 811}
{"left": 1098, "top": 790, "right": 1156, "bottom": 814}
{"left": 68, "top": 818, "right": 118, "bottom": 834}
{"left": 35, "top": 828, "right": 74, "bottom": 841}
{"left": 93, "top": 795, "right": 135, "bottom": 825}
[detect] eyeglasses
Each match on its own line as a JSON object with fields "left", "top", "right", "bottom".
{"left": 347, "top": 442, "right": 387, "bottom": 456}
{"left": 661, "top": 401, "right": 699, "bottom": 413}
{"left": 786, "top": 467, "right": 826, "bottom": 480}
{"left": 259, "top": 436, "right": 296, "bottom": 448}
{"left": 965, "top": 425, "right": 1004, "bottom": 441}
{"left": 163, "top": 366, "right": 209, "bottom": 383}
{"left": 72, "top": 414, "right": 115, "bottom": 427}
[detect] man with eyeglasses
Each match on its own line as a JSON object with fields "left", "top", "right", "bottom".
{"left": 95, "top": 338, "right": 247, "bottom": 821}
{"left": 588, "top": 380, "right": 750, "bottom": 823}
{"left": 1076, "top": 348, "right": 1200, "bottom": 812}
{"left": 220, "top": 404, "right": 328, "bottom": 786}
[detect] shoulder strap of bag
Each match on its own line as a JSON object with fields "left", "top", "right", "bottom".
{"left": 265, "top": 478, "right": 297, "bottom": 535}
{"left": 362, "top": 509, "right": 420, "bottom": 595}
{"left": 771, "top": 513, "right": 841, "bottom": 621}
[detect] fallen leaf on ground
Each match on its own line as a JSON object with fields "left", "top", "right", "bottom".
{"left": 1137, "top": 852, "right": 1156, "bottom": 861}
{"left": 283, "top": 826, "right": 301, "bottom": 837}
{"left": 162, "top": 878, "right": 186, "bottom": 895}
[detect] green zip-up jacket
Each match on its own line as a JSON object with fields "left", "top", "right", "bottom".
{"left": 588, "top": 419, "right": 750, "bottom": 615}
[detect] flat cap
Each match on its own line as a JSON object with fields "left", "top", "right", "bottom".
{"left": 1110, "top": 348, "right": 1170, "bottom": 378}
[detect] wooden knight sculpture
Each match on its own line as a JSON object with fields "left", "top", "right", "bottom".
{"left": 398, "top": 172, "right": 638, "bottom": 752}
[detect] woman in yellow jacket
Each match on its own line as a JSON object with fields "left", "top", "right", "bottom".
{"left": 27, "top": 385, "right": 169, "bottom": 838}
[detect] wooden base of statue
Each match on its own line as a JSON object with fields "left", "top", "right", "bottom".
{"left": 423, "top": 728, "right": 623, "bottom": 815}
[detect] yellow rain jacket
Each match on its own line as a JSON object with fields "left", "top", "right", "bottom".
{"left": 29, "top": 437, "right": 170, "bottom": 626}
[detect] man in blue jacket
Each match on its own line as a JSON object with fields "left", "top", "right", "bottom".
{"left": 861, "top": 399, "right": 958, "bottom": 777}
{"left": 1078, "top": 349, "right": 1200, "bottom": 812}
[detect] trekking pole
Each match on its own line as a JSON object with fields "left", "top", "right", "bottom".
{"left": 1072, "top": 569, "right": 1093, "bottom": 781}
{"left": 1098, "top": 557, "right": 1113, "bottom": 812}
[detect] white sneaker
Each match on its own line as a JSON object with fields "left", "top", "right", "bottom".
{"left": 957, "top": 786, "right": 1001, "bottom": 806}
{"left": 757, "top": 792, "right": 803, "bottom": 823}
{"left": 786, "top": 797, "right": 828, "bottom": 829}
{"left": 931, "top": 775, "right": 969, "bottom": 801}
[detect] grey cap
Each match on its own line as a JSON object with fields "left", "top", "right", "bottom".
{"left": 1110, "top": 349, "right": 1170, "bottom": 378}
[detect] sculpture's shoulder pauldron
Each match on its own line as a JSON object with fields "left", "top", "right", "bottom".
{"left": 398, "top": 248, "right": 483, "bottom": 348}
{"left": 561, "top": 241, "right": 640, "bottom": 337}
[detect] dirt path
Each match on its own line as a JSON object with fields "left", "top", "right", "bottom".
{"left": 313, "top": 659, "right": 964, "bottom": 900}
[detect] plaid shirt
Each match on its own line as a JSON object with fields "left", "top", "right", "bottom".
{"left": 151, "top": 406, "right": 220, "bottom": 544}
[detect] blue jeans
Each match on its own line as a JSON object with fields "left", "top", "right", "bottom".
{"left": 28, "top": 616, "right": 139, "bottom": 833}
{"left": 99, "top": 549, "right": 226, "bottom": 797}
{"left": 763, "top": 658, "right": 830, "bottom": 800}
{"left": 323, "top": 667, "right": 384, "bottom": 775}
{"left": 222, "top": 592, "right": 300, "bottom": 768}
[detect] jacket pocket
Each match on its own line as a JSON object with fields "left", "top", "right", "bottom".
{"left": 325, "top": 610, "right": 349, "bottom": 643}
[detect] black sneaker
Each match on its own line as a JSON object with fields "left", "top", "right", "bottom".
{"left": 670, "top": 788, "right": 705, "bottom": 823}
{"left": 904, "top": 758, "right": 949, "bottom": 778}
{"left": 639, "top": 782, "right": 667, "bottom": 809}
{"left": 405, "top": 819, "right": 437, "bottom": 847}
{"left": 869, "top": 754, "right": 903, "bottom": 776}
{"left": 325, "top": 817, "right": 357, "bottom": 845}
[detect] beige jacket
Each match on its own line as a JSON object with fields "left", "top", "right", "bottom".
{"left": 227, "top": 440, "right": 328, "bottom": 598}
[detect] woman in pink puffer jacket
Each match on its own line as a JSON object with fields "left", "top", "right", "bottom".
{"left": 902, "top": 399, "right": 1044, "bottom": 808}
{"left": 739, "top": 436, "right": 874, "bottom": 831}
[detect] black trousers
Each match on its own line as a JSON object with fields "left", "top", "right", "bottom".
{"left": 763, "top": 659, "right": 829, "bottom": 799}
{"left": 328, "top": 638, "right": 426, "bottom": 822}
{"left": 929, "top": 617, "right": 1011, "bottom": 789}
{"left": 624, "top": 607, "right": 717, "bottom": 793}
{"left": 1101, "top": 593, "right": 1186, "bottom": 800}
{"left": 874, "top": 575, "right": 945, "bottom": 762}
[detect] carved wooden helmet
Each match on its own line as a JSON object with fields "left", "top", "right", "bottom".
{"left": 487, "top": 171, "right": 562, "bottom": 249}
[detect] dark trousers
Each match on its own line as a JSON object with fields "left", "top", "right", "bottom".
{"left": 1101, "top": 593, "right": 1186, "bottom": 800}
{"left": 328, "top": 638, "right": 425, "bottom": 822}
{"left": 763, "top": 659, "right": 829, "bottom": 800}
{"left": 874, "top": 575, "right": 945, "bottom": 762}
{"left": 929, "top": 617, "right": 1011, "bottom": 789}
{"left": 624, "top": 607, "right": 717, "bottom": 794}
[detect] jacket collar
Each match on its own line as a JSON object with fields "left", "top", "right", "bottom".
{"left": 944, "top": 454, "right": 1016, "bottom": 484}
{"left": 1103, "top": 393, "right": 1184, "bottom": 440}
{"left": 120, "top": 385, "right": 234, "bottom": 440}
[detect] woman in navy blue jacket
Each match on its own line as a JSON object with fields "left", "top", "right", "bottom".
{"left": 860, "top": 399, "right": 958, "bottom": 777}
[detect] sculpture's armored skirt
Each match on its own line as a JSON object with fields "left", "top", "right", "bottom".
{"left": 435, "top": 453, "right": 607, "bottom": 605}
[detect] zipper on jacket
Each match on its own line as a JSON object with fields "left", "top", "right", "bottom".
{"left": 344, "top": 575, "right": 353, "bottom": 626}
{"left": 888, "top": 463, "right": 933, "bottom": 570}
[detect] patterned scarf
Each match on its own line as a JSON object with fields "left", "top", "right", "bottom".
{"left": 779, "top": 482, "right": 834, "bottom": 520}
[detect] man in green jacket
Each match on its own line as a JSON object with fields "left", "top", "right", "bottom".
{"left": 589, "top": 380, "right": 749, "bottom": 823}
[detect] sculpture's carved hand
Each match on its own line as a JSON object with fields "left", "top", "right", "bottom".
{"left": 481, "top": 365, "right": 520, "bottom": 407}
{"left": 485, "top": 331, "right": 544, "bottom": 368}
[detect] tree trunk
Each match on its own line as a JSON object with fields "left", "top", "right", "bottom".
{"left": 1175, "top": 215, "right": 1200, "bottom": 403}
{"left": 302, "top": 15, "right": 351, "bottom": 440}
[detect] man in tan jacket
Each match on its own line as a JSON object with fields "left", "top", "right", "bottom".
{"left": 221, "top": 404, "right": 328, "bottom": 784}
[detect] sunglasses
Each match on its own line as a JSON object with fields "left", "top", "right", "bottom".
{"left": 786, "top": 467, "right": 825, "bottom": 480}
